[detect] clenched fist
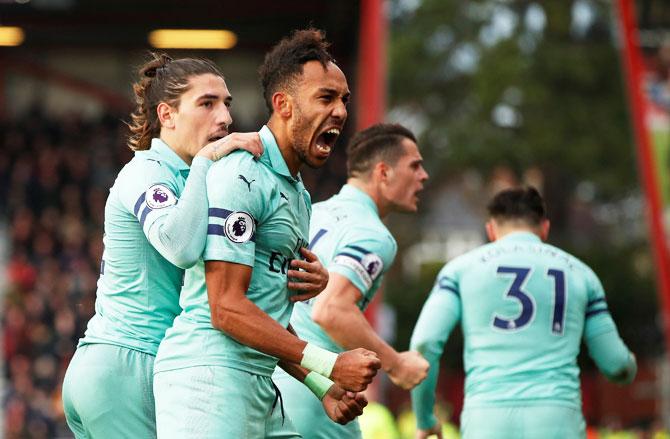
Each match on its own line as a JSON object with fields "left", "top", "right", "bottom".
{"left": 330, "top": 348, "right": 381, "bottom": 392}
{"left": 388, "top": 350, "right": 429, "bottom": 390}
{"left": 322, "top": 385, "right": 368, "bottom": 425}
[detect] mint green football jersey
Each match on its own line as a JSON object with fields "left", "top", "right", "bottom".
{"left": 154, "top": 125, "right": 311, "bottom": 377}
{"left": 411, "top": 231, "right": 623, "bottom": 428}
{"left": 289, "top": 184, "right": 397, "bottom": 353}
{"left": 80, "top": 139, "right": 194, "bottom": 356}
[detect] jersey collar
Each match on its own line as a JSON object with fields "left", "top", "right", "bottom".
{"left": 498, "top": 231, "right": 542, "bottom": 243}
{"left": 339, "top": 184, "right": 379, "bottom": 215}
{"left": 258, "top": 125, "right": 300, "bottom": 183}
{"left": 149, "top": 138, "right": 190, "bottom": 172}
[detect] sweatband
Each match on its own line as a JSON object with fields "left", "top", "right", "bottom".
{"left": 300, "top": 343, "right": 338, "bottom": 378}
{"left": 304, "top": 372, "right": 334, "bottom": 400}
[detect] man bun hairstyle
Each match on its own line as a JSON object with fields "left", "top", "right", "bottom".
{"left": 487, "top": 186, "right": 547, "bottom": 226}
{"left": 258, "top": 28, "right": 334, "bottom": 115}
{"left": 126, "top": 52, "right": 224, "bottom": 151}
{"left": 346, "top": 123, "right": 417, "bottom": 178}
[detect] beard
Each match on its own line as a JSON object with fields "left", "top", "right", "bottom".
{"left": 290, "top": 104, "right": 322, "bottom": 169}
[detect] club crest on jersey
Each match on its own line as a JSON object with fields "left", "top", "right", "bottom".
{"left": 361, "top": 253, "right": 383, "bottom": 280}
{"left": 145, "top": 184, "right": 177, "bottom": 209}
{"left": 224, "top": 211, "right": 255, "bottom": 243}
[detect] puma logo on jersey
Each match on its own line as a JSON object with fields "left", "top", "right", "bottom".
{"left": 280, "top": 192, "right": 289, "bottom": 201}
{"left": 238, "top": 174, "right": 256, "bottom": 191}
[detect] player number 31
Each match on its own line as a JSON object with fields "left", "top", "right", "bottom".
{"left": 492, "top": 266, "right": 566, "bottom": 335}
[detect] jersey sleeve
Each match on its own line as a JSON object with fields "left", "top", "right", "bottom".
{"left": 116, "top": 156, "right": 212, "bottom": 269}
{"left": 203, "top": 153, "right": 267, "bottom": 267}
{"left": 582, "top": 267, "right": 637, "bottom": 383}
{"left": 410, "top": 262, "right": 463, "bottom": 430}
{"left": 327, "top": 232, "right": 397, "bottom": 305}
{"left": 582, "top": 267, "right": 616, "bottom": 339}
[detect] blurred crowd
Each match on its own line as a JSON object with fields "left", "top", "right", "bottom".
{"left": 1, "top": 109, "right": 131, "bottom": 437}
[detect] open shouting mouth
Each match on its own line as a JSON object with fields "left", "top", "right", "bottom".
{"left": 314, "top": 127, "right": 340, "bottom": 156}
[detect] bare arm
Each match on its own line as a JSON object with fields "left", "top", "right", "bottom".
{"left": 206, "top": 260, "right": 307, "bottom": 363}
{"left": 312, "top": 273, "right": 428, "bottom": 390}
{"left": 205, "top": 261, "right": 381, "bottom": 391}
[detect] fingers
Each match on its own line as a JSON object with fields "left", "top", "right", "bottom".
{"left": 214, "top": 132, "right": 263, "bottom": 159}
{"left": 341, "top": 400, "right": 363, "bottom": 420}
{"left": 287, "top": 266, "right": 319, "bottom": 282}
{"left": 287, "top": 266, "right": 321, "bottom": 296}
{"left": 287, "top": 281, "right": 320, "bottom": 293}
{"left": 335, "top": 401, "right": 355, "bottom": 423}
{"left": 288, "top": 291, "right": 319, "bottom": 303}
{"left": 299, "top": 246, "right": 318, "bottom": 262}
{"left": 364, "top": 351, "right": 382, "bottom": 370}
{"left": 332, "top": 394, "right": 364, "bottom": 425}
{"left": 354, "top": 392, "right": 368, "bottom": 408}
{"left": 226, "top": 132, "right": 263, "bottom": 157}
{"left": 288, "top": 255, "right": 328, "bottom": 294}
{"left": 198, "top": 132, "right": 264, "bottom": 162}
{"left": 332, "top": 406, "right": 344, "bottom": 424}
{"left": 289, "top": 258, "right": 317, "bottom": 272}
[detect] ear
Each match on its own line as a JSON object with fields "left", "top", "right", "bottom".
{"left": 157, "top": 102, "right": 176, "bottom": 129}
{"left": 539, "top": 219, "right": 550, "bottom": 241}
{"left": 374, "top": 161, "right": 391, "bottom": 183}
{"left": 485, "top": 220, "right": 497, "bottom": 242}
{"left": 272, "top": 92, "right": 292, "bottom": 118}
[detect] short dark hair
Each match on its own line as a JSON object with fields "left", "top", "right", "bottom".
{"left": 487, "top": 186, "right": 547, "bottom": 226}
{"left": 258, "top": 28, "right": 334, "bottom": 115}
{"left": 346, "top": 123, "right": 417, "bottom": 178}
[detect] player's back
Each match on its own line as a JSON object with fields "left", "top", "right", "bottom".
{"left": 454, "top": 231, "right": 595, "bottom": 409}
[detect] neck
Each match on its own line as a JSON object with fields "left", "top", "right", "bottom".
{"left": 159, "top": 131, "right": 193, "bottom": 166}
{"left": 490, "top": 221, "right": 547, "bottom": 242}
{"left": 496, "top": 226, "right": 539, "bottom": 239}
{"left": 267, "top": 118, "right": 300, "bottom": 176}
{"left": 347, "top": 177, "right": 386, "bottom": 218}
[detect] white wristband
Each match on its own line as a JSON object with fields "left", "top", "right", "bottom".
{"left": 300, "top": 343, "right": 338, "bottom": 378}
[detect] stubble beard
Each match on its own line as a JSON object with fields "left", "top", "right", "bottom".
{"left": 290, "top": 105, "right": 320, "bottom": 169}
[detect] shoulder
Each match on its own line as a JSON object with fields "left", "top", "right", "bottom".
{"left": 541, "top": 242, "right": 595, "bottom": 275}
{"left": 556, "top": 244, "right": 601, "bottom": 288}
{"left": 439, "top": 243, "right": 493, "bottom": 279}
{"left": 208, "top": 151, "right": 270, "bottom": 192}
{"left": 115, "top": 152, "right": 178, "bottom": 197}
{"left": 209, "top": 150, "right": 259, "bottom": 177}
{"left": 340, "top": 223, "right": 397, "bottom": 268}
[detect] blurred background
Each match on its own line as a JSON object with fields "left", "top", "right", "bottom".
{"left": 1, "top": 0, "right": 669, "bottom": 437}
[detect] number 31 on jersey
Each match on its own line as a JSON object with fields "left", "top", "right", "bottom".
{"left": 492, "top": 266, "right": 566, "bottom": 335}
